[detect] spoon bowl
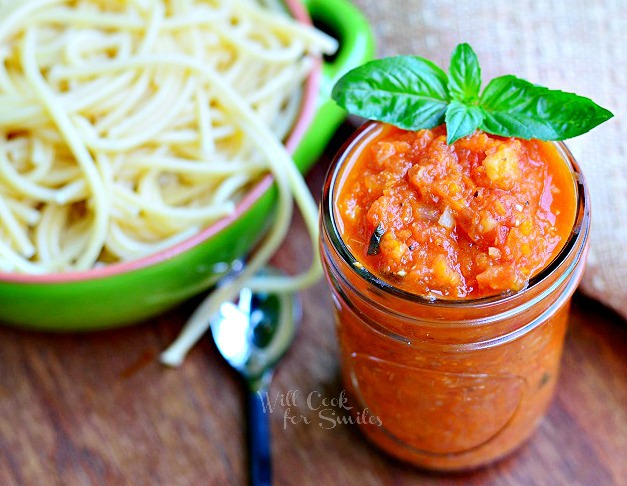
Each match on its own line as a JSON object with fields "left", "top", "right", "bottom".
{"left": 211, "top": 268, "right": 301, "bottom": 386}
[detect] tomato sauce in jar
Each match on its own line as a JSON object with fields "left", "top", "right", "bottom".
{"left": 336, "top": 123, "right": 576, "bottom": 298}
{"left": 320, "top": 121, "right": 589, "bottom": 470}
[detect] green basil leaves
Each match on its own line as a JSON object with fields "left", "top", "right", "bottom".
{"left": 331, "top": 43, "right": 613, "bottom": 144}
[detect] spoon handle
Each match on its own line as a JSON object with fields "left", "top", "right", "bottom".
{"left": 248, "top": 386, "right": 272, "bottom": 486}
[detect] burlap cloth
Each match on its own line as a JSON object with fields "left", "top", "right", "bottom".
{"left": 350, "top": 0, "right": 627, "bottom": 320}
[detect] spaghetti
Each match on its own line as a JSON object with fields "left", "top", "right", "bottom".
{"left": 0, "top": 0, "right": 337, "bottom": 364}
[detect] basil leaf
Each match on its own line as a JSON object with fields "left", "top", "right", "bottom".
{"left": 331, "top": 56, "right": 450, "bottom": 130}
{"left": 480, "top": 75, "right": 614, "bottom": 140}
{"left": 448, "top": 43, "right": 481, "bottom": 103}
{"left": 445, "top": 101, "right": 484, "bottom": 144}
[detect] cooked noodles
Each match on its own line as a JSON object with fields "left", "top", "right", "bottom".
{"left": 0, "top": 0, "right": 335, "bottom": 273}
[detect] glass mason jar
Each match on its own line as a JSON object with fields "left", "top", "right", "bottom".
{"left": 320, "top": 122, "right": 590, "bottom": 471}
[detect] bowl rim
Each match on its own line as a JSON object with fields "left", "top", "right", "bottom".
{"left": 0, "top": 0, "right": 321, "bottom": 285}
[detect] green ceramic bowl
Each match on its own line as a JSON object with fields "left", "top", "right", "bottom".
{"left": 0, "top": 0, "right": 375, "bottom": 331}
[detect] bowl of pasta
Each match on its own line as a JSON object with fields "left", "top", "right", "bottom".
{"left": 0, "top": 0, "right": 375, "bottom": 330}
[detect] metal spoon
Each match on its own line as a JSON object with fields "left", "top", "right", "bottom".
{"left": 210, "top": 267, "right": 301, "bottom": 486}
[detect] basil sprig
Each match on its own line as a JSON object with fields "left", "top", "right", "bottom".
{"left": 332, "top": 43, "right": 613, "bottom": 144}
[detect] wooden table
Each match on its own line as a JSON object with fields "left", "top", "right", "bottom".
{"left": 0, "top": 123, "right": 625, "bottom": 486}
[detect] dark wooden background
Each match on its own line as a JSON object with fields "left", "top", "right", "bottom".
{"left": 0, "top": 124, "right": 625, "bottom": 486}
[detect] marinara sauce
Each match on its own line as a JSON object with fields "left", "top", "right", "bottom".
{"left": 320, "top": 121, "right": 589, "bottom": 470}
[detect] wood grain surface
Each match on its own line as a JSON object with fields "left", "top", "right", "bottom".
{"left": 0, "top": 123, "right": 625, "bottom": 486}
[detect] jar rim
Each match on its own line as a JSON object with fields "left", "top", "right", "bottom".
{"left": 321, "top": 121, "right": 591, "bottom": 311}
